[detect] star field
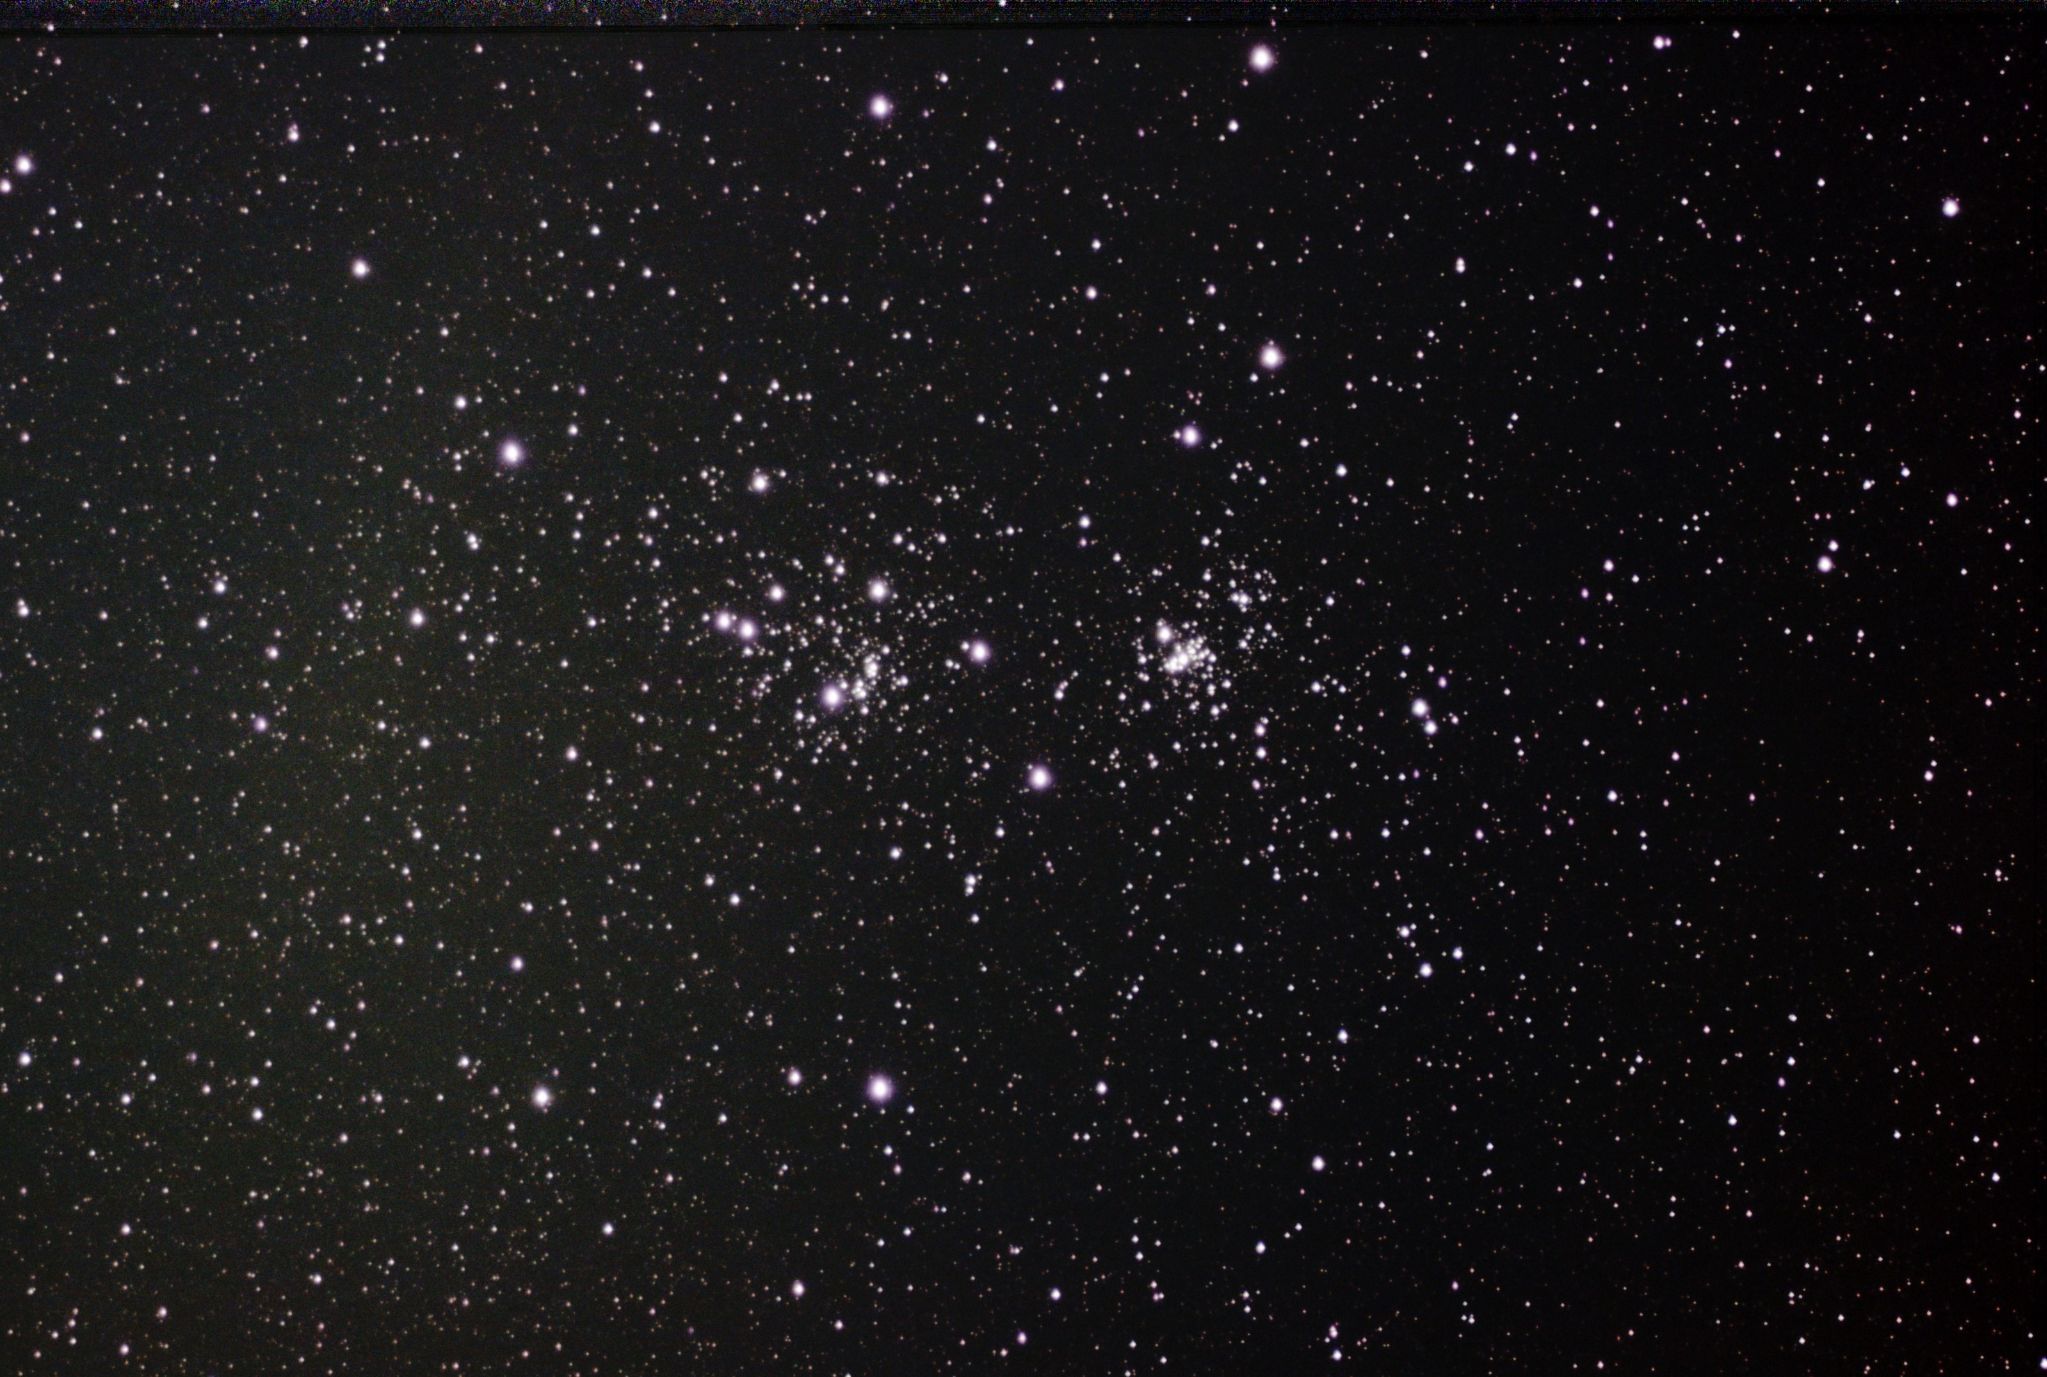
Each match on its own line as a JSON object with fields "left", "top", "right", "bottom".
{"left": 0, "top": 17, "right": 2037, "bottom": 1375}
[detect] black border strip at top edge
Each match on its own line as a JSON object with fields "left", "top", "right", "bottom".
{"left": 0, "top": 0, "right": 2025, "bottom": 32}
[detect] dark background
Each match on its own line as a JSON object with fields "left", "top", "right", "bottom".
{"left": 0, "top": 16, "right": 2036, "bottom": 1374}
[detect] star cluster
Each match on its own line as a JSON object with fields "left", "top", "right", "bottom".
{"left": 0, "top": 19, "right": 2035, "bottom": 1376}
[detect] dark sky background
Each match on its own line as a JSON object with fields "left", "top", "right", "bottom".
{"left": 0, "top": 14, "right": 2036, "bottom": 1374}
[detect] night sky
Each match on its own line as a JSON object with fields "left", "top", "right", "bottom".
{"left": 0, "top": 13, "right": 2037, "bottom": 1374}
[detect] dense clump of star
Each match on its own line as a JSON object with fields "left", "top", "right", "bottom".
{"left": 0, "top": 21, "right": 2035, "bottom": 1375}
